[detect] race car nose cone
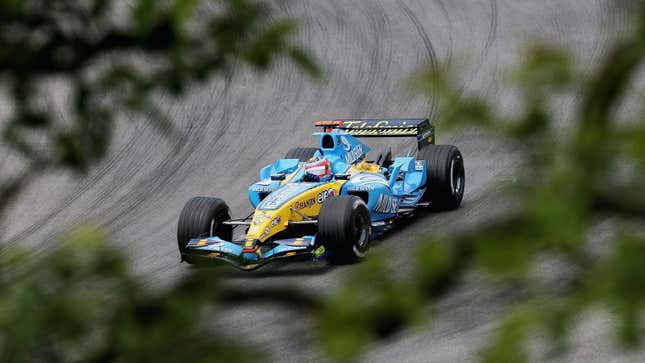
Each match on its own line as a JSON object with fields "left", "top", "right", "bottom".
{"left": 241, "top": 252, "right": 260, "bottom": 263}
{"left": 241, "top": 239, "right": 261, "bottom": 264}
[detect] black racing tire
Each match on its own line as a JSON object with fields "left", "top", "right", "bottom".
{"left": 285, "top": 147, "right": 320, "bottom": 162}
{"left": 418, "top": 145, "right": 465, "bottom": 211}
{"left": 317, "top": 196, "right": 371, "bottom": 264}
{"left": 177, "top": 197, "right": 232, "bottom": 261}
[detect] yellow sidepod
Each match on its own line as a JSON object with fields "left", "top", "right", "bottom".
{"left": 246, "top": 180, "right": 347, "bottom": 243}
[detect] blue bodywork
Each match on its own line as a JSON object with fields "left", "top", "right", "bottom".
{"left": 247, "top": 129, "right": 428, "bottom": 225}
{"left": 186, "top": 119, "right": 435, "bottom": 270}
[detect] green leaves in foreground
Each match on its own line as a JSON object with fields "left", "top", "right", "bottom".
{"left": 319, "top": 256, "right": 423, "bottom": 361}
{"left": 0, "top": 227, "right": 256, "bottom": 363}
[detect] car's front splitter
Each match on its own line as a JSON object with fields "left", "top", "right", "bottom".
{"left": 183, "top": 236, "right": 325, "bottom": 270}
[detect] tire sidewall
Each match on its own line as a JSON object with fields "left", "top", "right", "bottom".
{"left": 177, "top": 197, "right": 231, "bottom": 255}
{"left": 446, "top": 149, "right": 465, "bottom": 202}
{"left": 318, "top": 196, "right": 372, "bottom": 264}
{"left": 349, "top": 198, "right": 371, "bottom": 258}
{"left": 419, "top": 145, "right": 465, "bottom": 210}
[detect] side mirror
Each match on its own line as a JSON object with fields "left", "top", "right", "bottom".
{"left": 270, "top": 173, "right": 286, "bottom": 181}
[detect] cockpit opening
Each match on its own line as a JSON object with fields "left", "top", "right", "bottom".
{"left": 321, "top": 134, "right": 335, "bottom": 149}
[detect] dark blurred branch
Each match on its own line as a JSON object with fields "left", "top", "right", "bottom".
{"left": 593, "top": 193, "right": 645, "bottom": 219}
{"left": 0, "top": 28, "right": 167, "bottom": 75}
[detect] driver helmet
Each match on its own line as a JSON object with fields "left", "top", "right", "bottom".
{"left": 304, "top": 158, "right": 332, "bottom": 182}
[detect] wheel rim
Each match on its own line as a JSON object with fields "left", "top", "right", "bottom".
{"left": 450, "top": 156, "right": 465, "bottom": 195}
{"left": 209, "top": 211, "right": 228, "bottom": 238}
{"left": 353, "top": 213, "right": 369, "bottom": 249}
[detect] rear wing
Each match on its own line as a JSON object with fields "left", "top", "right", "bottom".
{"left": 315, "top": 119, "right": 435, "bottom": 149}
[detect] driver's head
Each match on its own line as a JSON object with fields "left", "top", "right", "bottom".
{"left": 304, "top": 158, "right": 332, "bottom": 182}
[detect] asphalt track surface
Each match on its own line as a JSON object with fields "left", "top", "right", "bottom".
{"left": 2, "top": 0, "right": 643, "bottom": 362}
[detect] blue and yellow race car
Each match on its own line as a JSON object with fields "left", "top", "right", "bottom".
{"left": 177, "top": 119, "right": 465, "bottom": 270}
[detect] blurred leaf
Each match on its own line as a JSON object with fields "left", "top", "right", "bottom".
{"left": 243, "top": 19, "right": 298, "bottom": 69}
{"left": 480, "top": 310, "right": 532, "bottom": 363}
{"left": 514, "top": 44, "right": 574, "bottom": 92}
{"left": 0, "top": 226, "right": 258, "bottom": 362}
{"left": 133, "top": 0, "right": 162, "bottom": 36}
{"left": 289, "top": 47, "right": 323, "bottom": 78}
{"left": 173, "top": 0, "right": 199, "bottom": 33}
{"left": 319, "top": 256, "right": 422, "bottom": 362}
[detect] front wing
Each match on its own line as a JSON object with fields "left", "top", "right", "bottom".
{"left": 183, "top": 236, "right": 325, "bottom": 270}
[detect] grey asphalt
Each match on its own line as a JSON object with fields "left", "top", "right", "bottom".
{"left": 1, "top": 0, "right": 642, "bottom": 362}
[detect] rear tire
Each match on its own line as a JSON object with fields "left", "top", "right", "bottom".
{"left": 418, "top": 145, "right": 465, "bottom": 211}
{"left": 317, "top": 196, "right": 371, "bottom": 264}
{"left": 285, "top": 147, "right": 320, "bottom": 162}
{"left": 177, "top": 197, "right": 232, "bottom": 261}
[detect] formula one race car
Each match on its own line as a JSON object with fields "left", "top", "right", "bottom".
{"left": 177, "top": 119, "right": 465, "bottom": 270}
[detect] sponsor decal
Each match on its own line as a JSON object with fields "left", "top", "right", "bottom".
{"left": 344, "top": 120, "right": 412, "bottom": 128}
{"left": 348, "top": 129, "right": 417, "bottom": 136}
{"left": 374, "top": 194, "right": 399, "bottom": 214}
{"left": 317, "top": 189, "right": 336, "bottom": 204}
{"left": 252, "top": 212, "right": 270, "bottom": 225}
{"left": 415, "top": 161, "right": 424, "bottom": 171}
{"left": 271, "top": 216, "right": 282, "bottom": 227}
{"left": 417, "top": 129, "right": 434, "bottom": 141}
{"left": 346, "top": 144, "right": 364, "bottom": 164}
{"left": 293, "top": 198, "right": 315, "bottom": 210}
{"left": 348, "top": 185, "right": 375, "bottom": 192}
{"left": 251, "top": 185, "right": 275, "bottom": 193}
{"left": 259, "top": 227, "right": 271, "bottom": 240}
{"left": 340, "top": 136, "right": 352, "bottom": 151}
{"left": 343, "top": 120, "right": 422, "bottom": 136}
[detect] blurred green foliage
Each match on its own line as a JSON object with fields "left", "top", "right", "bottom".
{"left": 0, "top": 0, "right": 319, "bottom": 221}
{"left": 0, "top": 227, "right": 256, "bottom": 362}
{"left": 0, "top": 226, "right": 325, "bottom": 362}
{"left": 3, "top": 0, "right": 645, "bottom": 362}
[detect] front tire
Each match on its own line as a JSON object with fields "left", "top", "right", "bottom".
{"left": 177, "top": 197, "right": 232, "bottom": 261}
{"left": 418, "top": 145, "right": 465, "bottom": 211}
{"left": 317, "top": 196, "right": 371, "bottom": 264}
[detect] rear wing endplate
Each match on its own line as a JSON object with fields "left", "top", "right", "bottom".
{"left": 315, "top": 119, "right": 435, "bottom": 149}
